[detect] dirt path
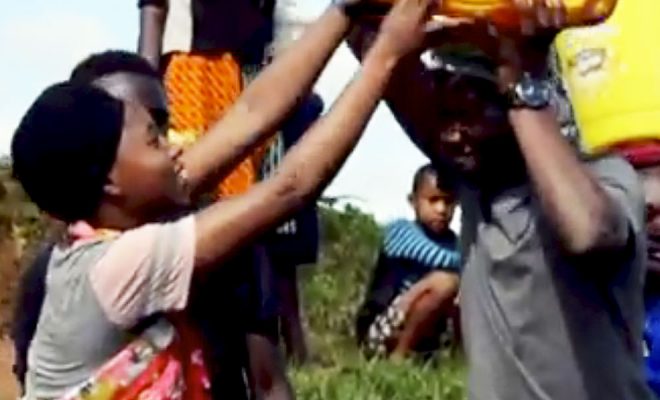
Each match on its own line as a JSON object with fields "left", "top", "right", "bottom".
{"left": 0, "top": 338, "right": 18, "bottom": 400}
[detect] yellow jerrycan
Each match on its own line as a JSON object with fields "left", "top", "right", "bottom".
{"left": 556, "top": 0, "right": 660, "bottom": 154}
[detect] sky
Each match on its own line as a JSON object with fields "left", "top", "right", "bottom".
{"left": 0, "top": 0, "right": 452, "bottom": 225}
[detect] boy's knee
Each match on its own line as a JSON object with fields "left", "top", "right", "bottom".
{"left": 412, "top": 291, "right": 444, "bottom": 313}
{"left": 411, "top": 288, "right": 452, "bottom": 315}
{"left": 408, "top": 272, "right": 459, "bottom": 315}
{"left": 426, "top": 271, "right": 460, "bottom": 296}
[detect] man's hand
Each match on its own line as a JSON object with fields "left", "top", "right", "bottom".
{"left": 489, "top": 0, "right": 568, "bottom": 88}
{"left": 433, "top": 0, "right": 566, "bottom": 89}
{"left": 372, "top": 0, "right": 444, "bottom": 61}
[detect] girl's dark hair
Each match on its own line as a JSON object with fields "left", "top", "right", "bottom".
{"left": 11, "top": 82, "right": 124, "bottom": 222}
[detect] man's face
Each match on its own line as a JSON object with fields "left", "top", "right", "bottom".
{"left": 97, "top": 73, "right": 190, "bottom": 220}
{"left": 410, "top": 173, "right": 456, "bottom": 235}
{"left": 424, "top": 76, "right": 512, "bottom": 176}
{"left": 643, "top": 167, "right": 660, "bottom": 270}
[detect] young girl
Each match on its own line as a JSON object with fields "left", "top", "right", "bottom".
{"left": 10, "top": 1, "right": 442, "bottom": 398}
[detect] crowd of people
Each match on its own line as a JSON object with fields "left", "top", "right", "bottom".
{"left": 7, "top": 0, "right": 660, "bottom": 399}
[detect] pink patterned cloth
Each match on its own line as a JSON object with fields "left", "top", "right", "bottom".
{"left": 54, "top": 220, "right": 210, "bottom": 400}
{"left": 58, "top": 318, "right": 211, "bottom": 400}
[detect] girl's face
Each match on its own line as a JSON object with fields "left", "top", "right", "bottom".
{"left": 100, "top": 74, "right": 190, "bottom": 222}
{"left": 643, "top": 167, "right": 660, "bottom": 271}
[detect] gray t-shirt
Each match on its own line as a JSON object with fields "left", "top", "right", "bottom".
{"left": 24, "top": 217, "right": 195, "bottom": 399}
{"left": 460, "top": 156, "right": 654, "bottom": 400}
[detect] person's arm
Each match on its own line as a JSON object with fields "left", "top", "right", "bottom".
{"left": 181, "top": 5, "right": 350, "bottom": 195}
{"left": 192, "top": 0, "right": 437, "bottom": 268}
{"left": 180, "top": 4, "right": 357, "bottom": 197}
{"left": 86, "top": 0, "right": 435, "bottom": 327}
{"left": 508, "top": 110, "right": 631, "bottom": 254}
{"left": 138, "top": 0, "right": 167, "bottom": 69}
{"left": 489, "top": 2, "right": 631, "bottom": 255}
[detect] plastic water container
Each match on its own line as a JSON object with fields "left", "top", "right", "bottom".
{"left": 555, "top": 0, "right": 660, "bottom": 154}
{"left": 368, "top": 0, "right": 617, "bottom": 28}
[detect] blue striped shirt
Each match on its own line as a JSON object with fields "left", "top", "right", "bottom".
{"left": 383, "top": 219, "right": 460, "bottom": 272}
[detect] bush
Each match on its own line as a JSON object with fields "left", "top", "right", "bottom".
{"left": 0, "top": 164, "right": 49, "bottom": 336}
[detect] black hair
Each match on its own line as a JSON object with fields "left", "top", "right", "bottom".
{"left": 426, "top": 48, "right": 507, "bottom": 116}
{"left": 11, "top": 81, "right": 124, "bottom": 222}
{"left": 69, "top": 50, "right": 168, "bottom": 131}
{"left": 70, "top": 50, "right": 159, "bottom": 84}
{"left": 436, "top": 69, "right": 505, "bottom": 108}
{"left": 412, "top": 163, "right": 458, "bottom": 195}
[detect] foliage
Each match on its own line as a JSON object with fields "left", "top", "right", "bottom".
{"left": 293, "top": 204, "right": 466, "bottom": 399}
{"left": 302, "top": 204, "right": 381, "bottom": 341}
{"left": 292, "top": 355, "right": 466, "bottom": 400}
{"left": 0, "top": 162, "right": 50, "bottom": 336}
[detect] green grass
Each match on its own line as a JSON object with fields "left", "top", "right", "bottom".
{"left": 292, "top": 354, "right": 466, "bottom": 400}
{"left": 289, "top": 205, "right": 466, "bottom": 399}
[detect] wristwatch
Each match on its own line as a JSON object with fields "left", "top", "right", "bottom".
{"left": 506, "top": 73, "right": 552, "bottom": 110}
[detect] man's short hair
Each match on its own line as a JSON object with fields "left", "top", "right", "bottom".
{"left": 70, "top": 50, "right": 159, "bottom": 84}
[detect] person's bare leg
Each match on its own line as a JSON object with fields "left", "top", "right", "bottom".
{"left": 276, "top": 265, "right": 309, "bottom": 364}
{"left": 392, "top": 271, "right": 459, "bottom": 357}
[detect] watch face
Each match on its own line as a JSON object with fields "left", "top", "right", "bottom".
{"left": 515, "top": 78, "right": 551, "bottom": 109}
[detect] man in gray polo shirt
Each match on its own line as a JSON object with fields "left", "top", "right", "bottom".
{"left": 348, "top": 6, "right": 655, "bottom": 400}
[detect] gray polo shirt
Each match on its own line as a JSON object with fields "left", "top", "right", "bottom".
{"left": 460, "top": 156, "right": 655, "bottom": 400}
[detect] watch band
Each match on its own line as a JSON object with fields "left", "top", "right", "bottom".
{"left": 506, "top": 73, "right": 551, "bottom": 110}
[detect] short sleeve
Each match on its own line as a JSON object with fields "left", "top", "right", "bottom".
{"left": 89, "top": 216, "right": 196, "bottom": 328}
{"left": 383, "top": 220, "right": 461, "bottom": 271}
{"left": 589, "top": 155, "right": 645, "bottom": 236}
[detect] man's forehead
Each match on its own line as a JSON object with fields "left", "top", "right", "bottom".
{"left": 93, "top": 72, "right": 167, "bottom": 110}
